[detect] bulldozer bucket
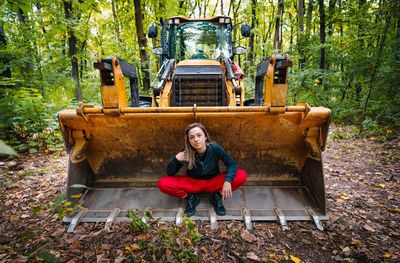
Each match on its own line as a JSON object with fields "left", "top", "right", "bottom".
{"left": 59, "top": 105, "right": 330, "bottom": 231}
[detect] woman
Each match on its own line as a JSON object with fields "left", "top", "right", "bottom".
{"left": 158, "top": 123, "right": 248, "bottom": 217}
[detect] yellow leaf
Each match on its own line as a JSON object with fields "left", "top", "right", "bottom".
{"left": 65, "top": 207, "right": 73, "bottom": 212}
{"left": 383, "top": 252, "right": 390, "bottom": 258}
{"left": 290, "top": 255, "right": 302, "bottom": 263}
{"left": 70, "top": 194, "right": 83, "bottom": 199}
{"left": 62, "top": 201, "right": 72, "bottom": 207}
{"left": 130, "top": 243, "right": 140, "bottom": 251}
{"left": 377, "top": 183, "right": 385, "bottom": 189}
{"left": 351, "top": 239, "right": 362, "bottom": 247}
{"left": 268, "top": 253, "right": 280, "bottom": 261}
{"left": 340, "top": 193, "right": 350, "bottom": 200}
{"left": 125, "top": 246, "right": 132, "bottom": 253}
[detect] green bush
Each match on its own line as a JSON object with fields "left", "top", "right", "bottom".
{"left": 0, "top": 87, "right": 51, "bottom": 141}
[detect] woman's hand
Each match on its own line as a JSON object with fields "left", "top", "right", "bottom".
{"left": 221, "top": 182, "right": 232, "bottom": 199}
{"left": 175, "top": 151, "right": 187, "bottom": 162}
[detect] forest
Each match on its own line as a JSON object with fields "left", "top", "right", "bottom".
{"left": 1, "top": 0, "right": 399, "bottom": 148}
{"left": 1, "top": 1, "right": 400, "bottom": 262}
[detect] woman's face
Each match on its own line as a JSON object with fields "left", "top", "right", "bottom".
{"left": 188, "top": 127, "right": 207, "bottom": 153}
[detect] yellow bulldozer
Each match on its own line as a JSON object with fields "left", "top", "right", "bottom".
{"left": 58, "top": 16, "right": 331, "bottom": 232}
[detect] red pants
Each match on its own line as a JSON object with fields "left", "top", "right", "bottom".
{"left": 158, "top": 168, "right": 248, "bottom": 198}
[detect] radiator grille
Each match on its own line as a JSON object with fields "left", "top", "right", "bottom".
{"left": 173, "top": 75, "right": 224, "bottom": 106}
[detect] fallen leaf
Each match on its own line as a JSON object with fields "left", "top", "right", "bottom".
{"left": 247, "top": 252, "right": 260, "bottom": 261}
{"left": 339, "top": 193, "right": 350, "bottom": 200}
{"left": 351, "top": 239, "right": 362, "bottom": 247}
{"left": 383, "top": 252, "right": 391, "bottom": 259}
{"left": 377, "top": 183, "right": 385, "bottom": 189}
{"left": 125, "top": 243, "right": 140, "bottom": 253}
{"left": 240, "top": 230, "right": 258, "bottom": 243}
{"left": 388, "top": 207, "right": 400, "bottom": 214}
{"left": 342, "top": 246, "right": 351, "bottom": 256}
{"left": 290, "top": 255, "right": 302, "bottom": 263}
{"left": 363, "top": 224, "right": 376, "bottom": 232}
{"left": 219, "top": 230, "right": 230, "bottom": 240}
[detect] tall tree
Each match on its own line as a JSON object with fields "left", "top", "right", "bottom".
{"left": 297, "top": 0, "right": 305, "bottom": 67}
{"left": 306, "top": 0, "right": 314, "bottom": 34}
{"left": 364, "top": 8, "right": 391, "bottom": 113}
{"left": 247, "top": 0, "right": 257, "bottom": 68}
{"left": 133, "top": 0, "right": 150, "bottom": 90}
{"left": 319, "top": 0, "right": 325, "bottom": 73}
{"left": 273, "top": 0, "right": 284, "bottom": 50}
{"left": 111, "top": 0, "right": 122, "bottom": 45}
{"left": 0, "top": 23, "right": 11, "bottom": 79}
{"left": 64, "top": 0, "right": 82, "bottom": 102}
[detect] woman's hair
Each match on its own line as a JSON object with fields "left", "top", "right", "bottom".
{"left": 184, "top": 123, "right": 212, "bottom": 170}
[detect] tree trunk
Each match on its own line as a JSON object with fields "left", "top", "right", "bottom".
{"left": 0, "top": 24, "right": 11, "bottom": 79}
{"left": 111, "top": 0, "right": 122, "bottom": 44}
{"left": 232, "top": 0, "right": 242, "bottom": 42}
{"left": 247, "top": 0, "right": 256, "bottom": 68}
{"left": 364, "top": 13, "right": 390, "bottom": 113}
{"left": 298, "top": 0, "right": 305, "bottom": 32}
{"left": 306, "top": 0, "right": 314, "bottom": 34}
{"left": 211, "top": 0, "right": 219, "bottom": 16}
{"left": 133, "top": 0, "right": 151, "bottom": 91}
{"left": 64, "top": 0, "right": 82, "bottom": 102}
{"left": 319, "top": 0, "right": 325, "bottom": 72}
{"left": 273, "top": 0, "right": 284, "bottom": 50}
{"left": 17, "top": 8, "right": 34, "bottom": 74}
{"left": 298, "top": 0, "right": 305, "bottom": 67}
{"left": 396, "top": 5, "right": 400, "bottom": 64}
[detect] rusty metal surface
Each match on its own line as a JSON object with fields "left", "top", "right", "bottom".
{"left": 63, "top": 186, "right": 327, "bottom": 223}
{"left": 58, "top": 107, "right": 329, "bottom": 182}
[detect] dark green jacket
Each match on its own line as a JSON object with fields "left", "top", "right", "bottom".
{"left": 167, "top": 143, "right": 237, "bottom": 183}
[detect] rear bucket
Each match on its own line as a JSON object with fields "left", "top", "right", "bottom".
{"left": 59, "top": 105, "right": 330, "bottom": 231}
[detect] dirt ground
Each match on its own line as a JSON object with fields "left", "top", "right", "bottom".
{"left": 0, "top": 126, "right": 399, "bottom": 262}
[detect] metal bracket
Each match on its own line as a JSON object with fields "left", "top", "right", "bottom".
{"left": 69, "top": 130, "right": 90, "bottom": 163}
{"left": 104, "top": 208, "right": 120, "bottom": 232}
{"left": 242, "top": 208, "right": 253, "bottom": 230}
{"left": 305, "top": 207, "right": 324, "bottom": 231}
{"left": 274, "top": 208, "right": 289, "bottom": 230}
{"left": 67, "top": 208, "right": 88, "bottom": 233}
{"left": 175, "top": 207, "right": 184, "bottom": 226}
{"left": 209, "top": 207, "right": 218, "bottom": 230}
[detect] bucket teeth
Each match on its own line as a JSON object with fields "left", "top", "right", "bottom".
{"left": 274, "top": 208, "right": 289, "bottom": 230}
{"left": 305, "top": 207, "right": 324, "bottom": 231}
{"left": 104, "top": 208, "right": 120, "bottom": 232}
{"left": 242, "top": 208, "right": 253, "bottom": 230}
{"left": 209, "top": 207, "right": 218, "bottom": 229}
{"left": 175, "top": 207, "right": 184, "bottom": 226}
{"left": 67, "top": 208, "right": 88, "bottom": 233}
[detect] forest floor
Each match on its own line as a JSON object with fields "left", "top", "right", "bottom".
{"left": 0, "top": 126, "right": 399, "bottom": 263}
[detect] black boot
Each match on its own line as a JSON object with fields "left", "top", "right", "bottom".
{"left": 184, "top": 194, "right": 200, "bottom": 217}
{"left": 210, "top": 192, "right": 226, "bottom": 216}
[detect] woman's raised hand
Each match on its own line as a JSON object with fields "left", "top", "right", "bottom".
{"left": 175, "top": 151, "right": 187, "bottom": 162}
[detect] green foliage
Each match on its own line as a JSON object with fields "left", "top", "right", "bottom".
{"left": 37, "top": 251, "right": 59, "bottom": 263}
{"left": 51, "top": 191, "right": 85, "bottom": 218}
{"left": 125, "top": 212, "right": 201, "bottom": 262}
{"left": 0, "top": 0, "right": 398, "bottom": 141}
{"left": 0, "top": 140, "right": 17, "bottom": 156}
{"left": 0, "top": 87, "right": 51, "bottom": 139}
{"left": 154, "top": 216, "right": 201, "bottom": 262}
{"left": 126, "top": 209, "right": 151, "bottom": 232}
